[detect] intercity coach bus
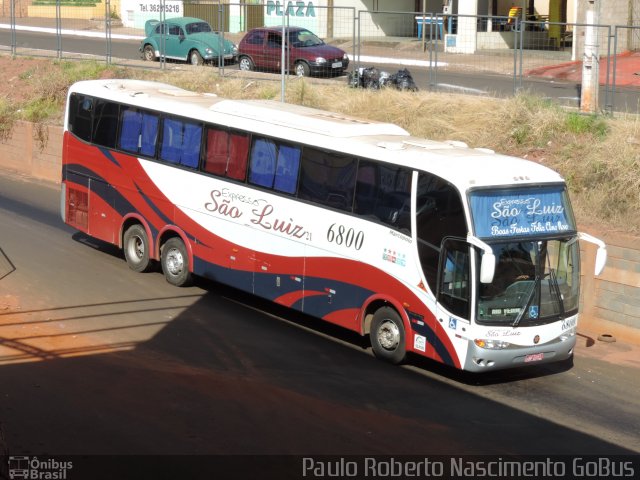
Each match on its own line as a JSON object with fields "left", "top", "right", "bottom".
{"left": 61, "top": 79, "right": 606, "bottom": 372}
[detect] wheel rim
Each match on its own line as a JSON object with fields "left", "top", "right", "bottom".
{"left": 295, "top": 64, "right": 305, "bottom": 76}
{"left": 239, "top": 58, "right": 250, "bottom": 71}
{"left": 127, "top": 235, "right": 144, "bottom": 263}
{"left": 165, "top": 247, "right": 184, "bottom": 276}
{"left": 377, "top": 319, "right": 400, "bottom": 350}
{"left": 144, "top": 47, "right": 153, "bottom": 61}
{"left": 190, "top": 53, "right": 199, "bottom": 65}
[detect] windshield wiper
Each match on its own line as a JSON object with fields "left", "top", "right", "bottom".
{"left": 547, "top": 267, "right": 565, "bottom": 317}
{"left": 512, "top": 273, "right": 539, "bottom": 327}
{"left": 512, "top": 241, "right": 543, "bottom": 328}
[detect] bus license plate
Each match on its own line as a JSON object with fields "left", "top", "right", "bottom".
{"left": 332, "top": 61, "right": 343, "bottom": 68}
{"left": 524, "top": 353, "right": 544, "bottom": 363}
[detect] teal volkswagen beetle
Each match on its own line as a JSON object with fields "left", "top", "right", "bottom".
{"left": 140, "top": 17, "right": 238, "bottom": 66}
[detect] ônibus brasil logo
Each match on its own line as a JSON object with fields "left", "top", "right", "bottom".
{"left": 8, "top": 456, "right": 72, "bottom": 479}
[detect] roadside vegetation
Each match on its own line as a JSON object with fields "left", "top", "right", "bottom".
{"left": 1, "top": 56, "right": 639, "bottom": 234}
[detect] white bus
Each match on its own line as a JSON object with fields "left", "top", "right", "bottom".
{"left": 61, "top": 79, "right": 606, "bottom": 372}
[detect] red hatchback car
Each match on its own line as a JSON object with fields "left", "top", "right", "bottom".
{"left": 238, "top": 26, "right": 349, "bottom": 77}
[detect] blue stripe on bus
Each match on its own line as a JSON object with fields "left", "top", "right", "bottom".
{"left": 193, "top": 256, "right": 253, "bottom": 290}
{"left": 98, "top": 147, "right": 121, "bottom": 167}
{"left": 193, "top": 256, "right": 373, "bottom": 318}
{"left": 409, "top": 316, "right": 455, "bottom": 366}
{"left": 134, "top": 181, "right": 174, "bottom": 229}
{"left": 301, "top": 276, "right": 373, "bottom": 313}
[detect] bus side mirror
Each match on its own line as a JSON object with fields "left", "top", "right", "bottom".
{"left": 578, "top": 232, "right": 607, "bottom": 276}
{"left": 466, "top": 234, "right": 496, "bottom": 284}
{"left": 480, "top": 252, "right": 496, "bottom": 284}
{"left": 594, "top": 245, "right": 607, "bottom": 276}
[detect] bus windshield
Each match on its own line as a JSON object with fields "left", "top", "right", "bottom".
{"left": 477, "top": 238, "right": 580, "bottom": 325}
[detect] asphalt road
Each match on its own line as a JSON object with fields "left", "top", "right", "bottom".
{"left": 2, "top": 29, "right": 639, "bottom": 112}
{"left": 0, "top": 169, "right": 639, "bottom": 476}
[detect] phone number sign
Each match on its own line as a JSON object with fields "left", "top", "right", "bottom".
{"left": 136, "top": 1, "right": 183, "bottom": 16}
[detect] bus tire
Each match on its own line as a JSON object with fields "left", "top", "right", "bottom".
{"left": 123, "top": 224, "right": 154, "bottom": 273}
{"left": 161, "top": 237, "right": 192, "bottom": 287}
{"left": 370, "top": 306, "right": 406, "bottom": 364}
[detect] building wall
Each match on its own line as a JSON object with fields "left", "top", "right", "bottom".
{"left": 574, "top": 0, "right": 639, "bottom": 55}
{"left": 343, "top": 0, "right": 445, "bottom": 38}
{"left": 0, "top": 121, "right": 62, "bottom": 185}
{"left": 0, "top": 0, "right": 31, "bottom": 18}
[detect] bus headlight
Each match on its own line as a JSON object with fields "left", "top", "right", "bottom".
{"left": 560, "top": 327, "right": 576, "bottom": 341}
{"left": 475, "top": 338, "right": 510, "bottom": 349}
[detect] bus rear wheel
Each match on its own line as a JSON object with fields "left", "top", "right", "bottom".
{"left": 370, "top": 307, "right": 406, "bottom": 364}
{"left": 161, "top": 237, "right": 192, "bottom": 287}
{"left": 123, "top": 224, "right": 154, "bottom": 273}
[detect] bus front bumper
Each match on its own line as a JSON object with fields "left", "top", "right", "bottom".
{"left": 463, "top": 334, "right": 576, "bottom": 372}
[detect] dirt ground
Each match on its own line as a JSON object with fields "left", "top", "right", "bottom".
{"left": 1, "top": 56, "right": 54, "bottom": 104}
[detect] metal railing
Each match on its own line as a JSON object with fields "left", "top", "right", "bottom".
{"left": 0, "top": 2, "right": 637, "bottom": 113}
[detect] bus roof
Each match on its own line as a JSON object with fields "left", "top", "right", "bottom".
{"left": 67, "top": 79, "right": 565, "bottom": 191}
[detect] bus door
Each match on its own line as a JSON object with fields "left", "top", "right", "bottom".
{"left": 435, "top": 238, "right": 472, "bottom": 349}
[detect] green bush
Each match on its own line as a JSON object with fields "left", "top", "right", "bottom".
{"left": 565, "top": 112, "right": 608, "bottom": 137}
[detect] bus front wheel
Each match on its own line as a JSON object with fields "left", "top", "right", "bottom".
{"left": 161, "top": 237, "right": 192, "bottom": 287}
{"left": 123, "top": 224, "right": 154, "bottom": 273}
{"left": 370, "top": 307, "right": 406, "bottom": 364}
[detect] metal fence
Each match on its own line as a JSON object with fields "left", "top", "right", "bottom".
{"left": 0, "top": 2, "right": 638, "bottom": 113}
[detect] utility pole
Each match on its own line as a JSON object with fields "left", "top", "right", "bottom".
{"left": 327, "top": 0, "right": 333, "bottom": 39}
{"left": 580, "top": 0, "right": 600, "bottom": 113}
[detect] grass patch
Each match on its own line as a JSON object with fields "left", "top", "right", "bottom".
{"left": 0, "top": 97, "right": 16, "bottom": 142}
{"left": 565, "top": 112, "right": 608, "bottom": 137}
{"left": 20, "top": 98, "right": 59, "bottom": 123}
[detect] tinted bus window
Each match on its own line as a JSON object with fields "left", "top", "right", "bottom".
{"left": 416, "top": 172, "right": 467, "bottom": 292}
{"left": 249, "top": 138, "right": 277, "bottom": 188}
{"left": 160, "top": 117, "right": 202, "bottom": 169}
{"left": 298, "top": 148, "right": 357, "bottom": 211}
{"left": 248, "top": 137, "right": 301, "bottom": 194}
{"left": 273, "top": 144, "right": 301, "bottom": 194}
{"left": 91, "top": 100, "right": 120, "bottom": 149}
{"left": 204, "top": 127, "right": 250, "bottom": 181}
{"left": 355, "top": 160, "right": 413, "bottom": 233}
{"left": 119, "top": 108, "right": 159, "bottom": 157}
{"left": 69, "top": 93, "right": 93, "bottom": 142}
{"left": 204, "top": 128, "right": 228, "bottom": 175}
{"left": 227, "top": 132, "right": 250, "bottom": 180}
